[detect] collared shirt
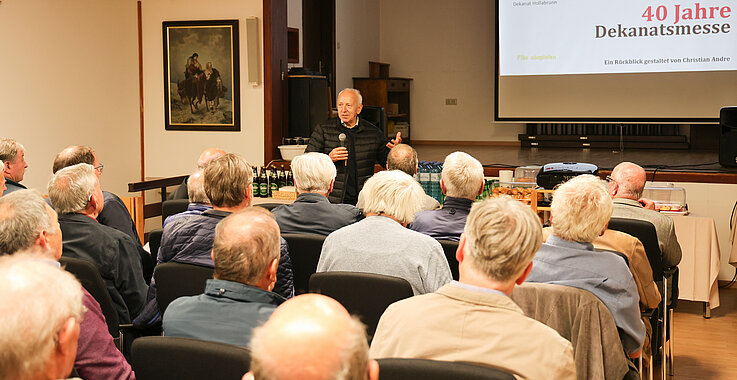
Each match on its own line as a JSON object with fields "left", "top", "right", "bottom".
{"left": 450, "top": 280, "right": 508, "bottom": 297}
{"left": 408, "top": 197, "right": 473, "bottom": 242}
{"left": 527, "top": 235, "right": 645, "bottom": 354}
{"left": 163, "top": 279, "right": 285, "bottom": 348}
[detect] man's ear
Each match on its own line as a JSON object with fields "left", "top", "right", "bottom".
{"left": 440, "top": 179, "right": 447, "bottom": 195}
{"left": 515, "top": 262, "right": 534, "bottom": 285}
{"left": 478, "top": 180, "right": 485, "bottom": 195}
{"left": 210, "top": 249, "right": 215, "bottom": 263}
{"left": 328, "top": 178, "right": 335, "bottom": 194}
{"left": 368, "top": 359, "right": 380, "bottom": 380}
{"left": 456, "top": 233, "right": 467, "bottom": 264}
{"left": 35, "top": 230, "right": 51, "bottom": 250}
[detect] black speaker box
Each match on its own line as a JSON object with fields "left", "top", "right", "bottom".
{"left": 719, "top": 107, "right": 737, "bottom": 167}
{"left": 288, "top": 75, "right": 329, "bottom": 138}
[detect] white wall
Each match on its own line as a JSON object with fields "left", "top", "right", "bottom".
{"left": 140, "top": 0, "right": 265, "bottom": 178}
{"left": 287, "top": 0, "right": 303, "bottom": 68}
{"left": 0, "top": 0, "right": 141, "bottom": 196}
{"left": 379, "top": 0, "right": 523, "bottom": 142}
{"left": 335, "top": 0, "right": 381, "bottom": 93}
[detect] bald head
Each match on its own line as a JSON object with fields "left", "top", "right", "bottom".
{"left": 52, "top": 146, "right": 96, "bottom": 174}
{"left": 610, "top": 162, "right": 647, "bottom": 199}
{"left": 386, "top": 144, "right": 418, "bottom": 176}
{"left": 212, "top": 207, "right": 280, "bottom": 288}
{"left": 197, "top": 148, "right": 226, "bottom": 169}
{"left": 248, "top": 294, "right": 377, "bottom": 380}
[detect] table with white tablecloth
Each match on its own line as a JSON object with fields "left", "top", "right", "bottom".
{"left": 669, "top": 215, "right": 725, "bottom": 314}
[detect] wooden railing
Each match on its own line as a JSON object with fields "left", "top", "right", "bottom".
{"left": 128, "top": 175, "right": 188, "bottom": 219}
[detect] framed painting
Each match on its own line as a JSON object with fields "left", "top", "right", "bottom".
{"left": 163, "top": 20, "right": 240, "bottom": 131}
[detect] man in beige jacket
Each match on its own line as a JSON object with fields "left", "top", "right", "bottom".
{"left": 370, "top": 196, "right": 576, "bottom": 380}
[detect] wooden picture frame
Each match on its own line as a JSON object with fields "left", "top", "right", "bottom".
{"left": 163, "top": 20, "right": 240, "bottom": 131}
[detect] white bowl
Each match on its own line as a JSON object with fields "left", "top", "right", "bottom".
{"left": 278, "top": 145, "right": 307, "bottom": 161}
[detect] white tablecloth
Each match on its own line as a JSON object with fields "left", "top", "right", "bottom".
{"left": 669, "top": 215, "right": 721, "bottom": 309}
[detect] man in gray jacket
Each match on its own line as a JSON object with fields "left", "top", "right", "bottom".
{"left": 163, "top": 207, "right": 286, "bottom": 347}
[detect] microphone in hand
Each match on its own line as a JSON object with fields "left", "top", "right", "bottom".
{"left": 338, "top": 133, "right": 347, "bottom": 166}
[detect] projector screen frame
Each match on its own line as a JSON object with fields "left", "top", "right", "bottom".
{"left": 493, "top": 1, "right": 724, "bottom": 124}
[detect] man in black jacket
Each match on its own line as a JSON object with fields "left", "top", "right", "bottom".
{"left": 306, "top": 88, "right": 401, "bottom": 205}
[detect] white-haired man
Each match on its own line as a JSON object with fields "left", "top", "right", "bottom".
{"left": 526, "top": 175, "right": 645, "bottom": 356}
{"left": 608, "top": 162, "right": 682, "bottom": 267}
{"left": 272, "top": 152, "right": 362, "bottom": 235}
{"left": 0, "top": 256, "right": 86, "bottom": 380}
{"left": 163, "top": 169, "right": 212, "bottom": 227}
{"left": 48, "top": 163, "right": 148, "bottom": 324}
{"left": 370, "top": 197, "right": 576, "bottom": 380}
{"left": 306, "top": 88, "right": 401, "bottom": 205}
{"left": 168, "top": 147, "right": 226, "bottom": 200}
{"left": 317, "top": 170, "right": 452, "bottom": 295}
{"left": 245, "top": 294, "right": 379, "bottom": 380}
{"left": 1, "top": 138, "right": 29, "bottom": 195}
{"left": 164, "top": 208, "right": 286, "bottom": 347}
{"left": 0, "top": 190, "right": 135, "bottom": 379}
{"left": 409, "top": 151, "right": 484, "bottom": 241}
{"left": 357, "top": 144, "right": 440, "bottom": 211}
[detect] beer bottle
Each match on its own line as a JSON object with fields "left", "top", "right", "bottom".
{"left": 278, "top": 165, "right": 287, "bottom": 188}
{"left": 287, "top": 169, "right": 294, "bottom": 187}
{"left": 259, "top": 167, "right": 269, "bottom": 198}
{"left": 252, "top": 167, "right": 260, "bottom": 197}
{"left": 269, "top": 166, "right": 279, "bottom": 195}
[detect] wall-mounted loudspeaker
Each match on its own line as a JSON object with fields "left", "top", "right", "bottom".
{"left": 246, "top": 17, "right": 261, "bottom": 86}
{"left": 719, "top": 107, "right": 737, "bottom": 167}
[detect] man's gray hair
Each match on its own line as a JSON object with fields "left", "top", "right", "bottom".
{"left": 0, "top": 190, "right": 53, "bottom": 255}
{"left": 386, "top": 144, "right": 418, "bottom": 176}
{"left": 362, "top": 170, "right": 425, "bottom": 225}
{"left": 48, "top": 163, "right": 97, "bottom": 214}
{"left": 204, "top": 153, "right": 253, "bottom": 208}
{"left": 187, "top": 170, "right": 210, "bottom": 204}
{"left": 0, "top": 256, "right": 85, "bottom": 380}
{"left": 212, "top": 207, "right": 280, "bottom": 286}
{"left": 551, "top": 174, "right": 613, "bottom": 243}
{"left": 249, "top": 315, "right": 370, "bottom": 380}
{"left": 291, "top": 153, "right": 336, "bottom": 193}
{"left": 0, "top": 138, "right": 24, "bottom": 164}
{"left": 338, "top": 88, "right": 363, "bottom": 105}
{"left": 463, "top": 196, "right": 542, "bottom": 282}
{"left": 442, "top": 152, "right": 484, "bottom": 200}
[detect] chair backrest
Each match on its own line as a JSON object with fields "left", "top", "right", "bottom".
{"left": 132, "top": 336, "right": 250, "bottom": 380}
{"left": 607, "top": 217, "right": 664, "bottom": 279}
{"left": 437, "top": 240, "right": 460, "bottom": 280}
{"left": 377, "top": 358, "right": 516, "bottom": 380}
{"left": 60, "top": 256, "right": 120, "bottom": 336}
{"left": 148, "top": 228, "right": 163, "bottom": 258}
{"left": 154, "top": 262, "right": 214, "bottom": 315}
{"left": 281, "top": 233, "right": 326, "bottom": 294}
{"left": 309, "top": 271, "right": 413, "bottom": 338}
{"left": 510, "top": 283, "right": 629, "bottom": 380}
{"left": 162, "top": 199, "right": 190, "bottom": 221}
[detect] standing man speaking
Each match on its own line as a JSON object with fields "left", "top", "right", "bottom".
{"left": 306, "top": 88, "right": 401, "bottom": 205}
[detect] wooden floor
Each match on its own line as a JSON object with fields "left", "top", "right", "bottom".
{"left": 667, "top": 287, "right": 737, "bottom": 379}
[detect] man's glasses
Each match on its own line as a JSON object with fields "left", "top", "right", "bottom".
{"left": 94, "top": 163, "right": 104, "bottom": 174}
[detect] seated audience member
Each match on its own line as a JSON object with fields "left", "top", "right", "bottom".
{"left": 135, "top": 154, "right": 293, "bottom": 328}
{"left": 164, "top": 208, "right": 286, "bottom": 347}
{"left": 370, "top": 196, "right": 576, "bottom": 380}
{"left": 245, "top": 294, "right": 379, "bottom": 380}
{"left": 158, "top": 153, "right": 293, "bottom": 298}
{"left": 526, "top": 175, "right": 645, "bottom": 355}
{"left": 272, "top": 152, "right": 362, "bottom": 235}
{"left": 48, "top": 163, "right": 148, "bottom": 324}
{"left": 168, "top": 147, "right": 226, "bottom": 200}
{"left": 163, "top": 169, "right": 212, "bottom": 227}
{"left": 408, "top": 151, "right": 484, "bottom": 241}
{"left": 0, "top": 256, "right": 86, "bottom": 380}
{"left": 1, "top": 138, "right": 29, "bottom": 195}
{"left": 52, "top": 145, "right": 143, "bottom": 246}
{"left": 0, "top": 190, "right": 136, "bottom": 379}
{"left": 608, "top": 162, "right": 682, "bottom": 267}
{"left": 357, "top": 144, "right": 439, "bottom": 211}
{"left": 317, "top": 170, "right": 451, "bottom": 295}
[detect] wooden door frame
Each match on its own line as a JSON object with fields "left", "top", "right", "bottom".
{"left": 263, "top": 0, "right": 288, "bottom": 164}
